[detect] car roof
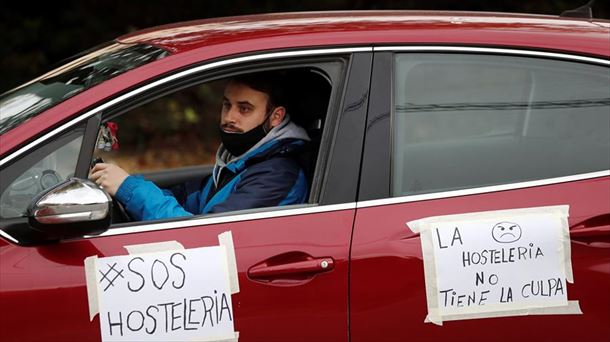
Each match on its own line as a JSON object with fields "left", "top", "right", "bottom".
{"left": 117, "top": 11, "right": 610, "bottom": 57}
{"left": 2, "top": 11, "right": 608, "bottom": 158}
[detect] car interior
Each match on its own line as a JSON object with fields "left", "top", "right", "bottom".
{"left": 94, "top": 67, "right": 333, "bottom": 223}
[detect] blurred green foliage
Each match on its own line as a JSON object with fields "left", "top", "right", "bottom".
{"left": 101, "top": 80, "right": 226, "bottom": 172}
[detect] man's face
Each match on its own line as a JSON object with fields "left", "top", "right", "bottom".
{"left": 220, "top": 81, "right": 270, "bottom": 133}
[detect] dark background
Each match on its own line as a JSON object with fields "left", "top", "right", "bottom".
{"left": 1, "top": 0, "right": 608, "bottom": 93}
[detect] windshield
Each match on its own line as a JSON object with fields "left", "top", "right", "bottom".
{"left": 0, "top": 43, "right": 169, "bottom": 134}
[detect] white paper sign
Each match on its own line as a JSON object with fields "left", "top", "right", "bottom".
{"left": 92, "top": 246, "right": 235, "bottom": 341}
{"left": 408, "top": 205, "right": 580, "bottom": 325}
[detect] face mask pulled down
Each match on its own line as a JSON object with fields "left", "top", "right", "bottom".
{"left": 219, "top": 114, "right": 271, "bottom": 157}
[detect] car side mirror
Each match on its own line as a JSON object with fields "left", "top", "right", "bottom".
{"left": 27, "top": 178, "right": 111, "bottom": 240}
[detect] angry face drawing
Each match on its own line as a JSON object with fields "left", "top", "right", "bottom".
{"left": 492, "top": 222, "right": 522, "bottom": 243}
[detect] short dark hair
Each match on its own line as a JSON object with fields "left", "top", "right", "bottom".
{"left": 230, "top": 71, "right": 287, "bottom": 112}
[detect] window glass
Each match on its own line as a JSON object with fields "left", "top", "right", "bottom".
{"left": 0, "top": 44, "right": 169, "bottom": 134}
{"left": 392, "top": 54, "right": 610, "bottom": 196}
{"left": 0, "top": 132, "right": 84, "bottom": 218}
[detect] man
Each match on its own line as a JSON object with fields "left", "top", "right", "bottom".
{"left": 90, "top": 72, "right": 310, "bottom": 221}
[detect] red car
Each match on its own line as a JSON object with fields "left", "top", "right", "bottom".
{"left": 1, "top": 11, "right": 609, "bottom": 341}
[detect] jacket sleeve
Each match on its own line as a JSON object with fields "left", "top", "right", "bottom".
{"left": 207, "top": 158, "right": 308, "bottom": 213}
{"left": 115, "top": 175, "right": 197, "bottom": 221}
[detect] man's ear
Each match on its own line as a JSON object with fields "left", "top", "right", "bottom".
{"left": 269, "top": 106, "right": 286, "bottom": 128}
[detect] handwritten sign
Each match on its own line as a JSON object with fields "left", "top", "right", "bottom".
{"left": 408, "top": 206, "right": 581, "bottom": 325}
{"left": 88, "top": 244, "right": 236, "bottom": 341}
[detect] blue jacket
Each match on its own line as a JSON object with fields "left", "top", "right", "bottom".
{"left": 115, "top": 138, "right": 308, "bottom": 221}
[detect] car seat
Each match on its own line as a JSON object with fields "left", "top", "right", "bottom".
{"left": 285, "top": 69, "right": 331, "bottom": 201}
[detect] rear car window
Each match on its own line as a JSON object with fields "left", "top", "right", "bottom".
{"left": 392, "top": 53, "right": 610, "bottom": 196}
{"left": 0, "top": 43, "right": 169, "bottom": 134}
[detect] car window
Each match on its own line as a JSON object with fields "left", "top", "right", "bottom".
{"left": 0, "top": 44, "right": 169, "bottom": 134}
{"left": 0, "top": 128, "right": 84, "bottom": 219}
{"left": 97, "top": 80, "right": 225, "bottom": 173}
{"left": 392, "top": 54, "right": 610, "bottom": 196}
{"left": 93, "top": 65, "right": 336, "bottom": 222}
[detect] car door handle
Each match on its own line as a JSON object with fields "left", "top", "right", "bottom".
{"left": 248, "top": 253, "right": 334, "bottom": 280}
{"left": 570, "top": 214, "right": 610, "bottom": 240}
{"left": 571, "top": 224, "right": 610, "bottom": 238}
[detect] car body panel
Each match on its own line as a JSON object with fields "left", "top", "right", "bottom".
{"left": 1, "top": 36, "right": 372, "bottom": 340}
{"left": 350, "top": 38, "right": 610, "bottom": 341}
{"left": 0, "top": 209, "right": 354, "bottom": 341}
{"left": 118, "top": 11, "right": 609, "bottom": 57}
{"left": 350, "top": 176, "right": 610, "bottom": 341}
{"left": 1, "top": 10, "right": 609, "bottom": 342}
{"left": 2, "top": 12, "right": 608, "bottom": 158}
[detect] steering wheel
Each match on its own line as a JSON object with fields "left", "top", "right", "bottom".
{"left": 111, "top": 197, "right": 132, "bottom": 223}
{"left": 3, "top": 169, "right": 72, "bottom": 219}
{"left": 90, "top": 157, "right": 131, "bottom": 223}
{"left": 9, "top": 168, "right": 57, "bottom": 194}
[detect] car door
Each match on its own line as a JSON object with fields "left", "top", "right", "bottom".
{"left": 350, "top": 49, "right": 610, "bottom": 341}
{"left": 0, "top": 50, "right": 373, "bottom": 341}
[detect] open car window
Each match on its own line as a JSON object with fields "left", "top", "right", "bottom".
{"left": 95, "top": 64, "right": 339, "bottom": 224}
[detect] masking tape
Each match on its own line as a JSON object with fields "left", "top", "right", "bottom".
{"left": 124, "top": 240, "right": 185, "bottom": 254}
{"left": 85, "top": 233, "right": 238, "bottom": 324}
{"left": 561, "top": 216, "right": 574, "bottom": 283}
{"left": 84, "top": 255, "right": 100, "bottom": 321}
{"left": 410, "top": 206, "right": 574, "bottom": 284}
{"left": 215, "top": 331, "right": 239, "bottom": 342}
{"left": 186, "top": 331, "right": 239, "bottom": 342}
{"left": 219, "top": 231, "right": 240, "bottom": 294}
{"left": 407, "top": 205, "right": 570, "bottom": 234}
{"left": 425, "top": 300, "right": 582, "bottom": 325}
{"left": 434, "top": 298, "right": 569, "bottom": 318}
{"left": 408, "top": 205, "right": 574, "bottom": 325}
{"left": 420, "top": 228, "right": 442, "bottom": 325}
{"left": 123, "top": 235, "right": 238, "bottom": 294}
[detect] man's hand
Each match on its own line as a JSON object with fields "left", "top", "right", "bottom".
{"left": 89, "top": 163, "right": 129, "bottom": 196}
